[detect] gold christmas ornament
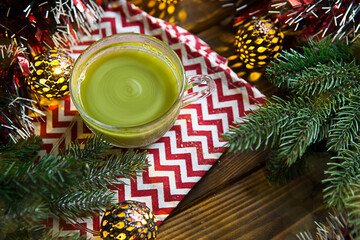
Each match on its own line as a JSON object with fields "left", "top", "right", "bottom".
{"left": 234, "top": 17, "right": 284, "bottom": 70}
{"left": 100, "top": 200, "right": 158, "bottom": 240}
{"left": 27, "top": 49, "right": 74, "bottom": 99}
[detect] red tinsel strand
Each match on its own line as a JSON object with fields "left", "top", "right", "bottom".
{"left": 0, "top": 0, "right": 103, "bottom": 56}
{"left": 272, "top": 0, "right": 360, "bottom": 43}
{"left": 0, "top": 39, "right": 42, "bottom": 145}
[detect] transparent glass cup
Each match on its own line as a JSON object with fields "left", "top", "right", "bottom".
{"left": 70, "top": 33, "right": 215, "bottom": 148}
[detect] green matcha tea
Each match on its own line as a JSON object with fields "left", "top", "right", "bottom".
{"left": 80, "top": 49, "right": 179, "bottom": 127}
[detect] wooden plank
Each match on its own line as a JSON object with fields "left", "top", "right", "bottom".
{"left": 158, "top": 170, "right": 325, "bottom": 240}
{"left": 168, "top": 149, "right": 269, "bottom": 216}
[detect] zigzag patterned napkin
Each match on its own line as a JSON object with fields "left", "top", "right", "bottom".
{"left": 34, "top": 0, "right": 264, "bottom": 237}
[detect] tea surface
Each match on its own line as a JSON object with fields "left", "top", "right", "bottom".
{"left": 80, "top": 49, "right": 178, "bottom": 127}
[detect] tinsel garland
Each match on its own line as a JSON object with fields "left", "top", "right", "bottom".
{"left": 296, "top": 211, "right": 351, "bottom": 240}
{"left": 0, "top": 40, "right": 44, "bottom": 145}
{"left": 0, "top": 0, "right": 104, "bottom": 53}
{"left": 0, "top": 0, "right": 103, "bottom": 145}
{"left": 270, "top": 0, "right": 360, "bottom": 43}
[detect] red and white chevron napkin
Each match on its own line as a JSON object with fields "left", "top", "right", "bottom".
{"left": 34, "top": 0, "right": 264, "bottom": 237}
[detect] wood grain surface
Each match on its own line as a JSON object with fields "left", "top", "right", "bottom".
{"left": 129, "top": 0, "right": 327, "bottom": 239}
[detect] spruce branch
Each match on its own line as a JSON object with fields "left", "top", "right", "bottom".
{"left": 85, "top": 150, "right": 150, "bottom": 190}
{"left": 223, "top": 97, "right": 296, "bottom": 152}
{"left": 59, "top": 135, "right": 113, "bottom": 164}
{"left": 20, "top": 154, "right": 86, "bottom": 201}
{"left": 0, "top": 135, "right": 42, "bottom": 162}
{"left": 52, "top": 188, "right": 114, "bottom": 221}
{"left": 0, "top": 134, "right": 150, "bottom": 239}
{"left": 266, "top": 38, "right": 353, "bottom": 90}
{"left": 52, "top": 143, "right": 150, "bottom": 221}
{"left": 224, "top": 96, "right": 330, "bottom": 165}
{"left": 346, "top": 188, "right": 360, "bottom": 238}
{"left": 323, "top": 150, "right": 360, "bottom": 237}
{"left": 276, "top": 98, "right": 331, "bottom": 165}
{"left": 0, "top": 135, "right": 42, "bottom": 185}
{"left": 53, "top": 150, "right": 150, "bottom": 222}
{"left": 224, "top": 36, "right": 360, "bottom": 237}
{"left": 327, "top": 95, "right": 360, "bottom": 152}
{"left": 292, "top": 60, "right": 360, "bottom": 97}
{"left": 0, "top": 200, "right": 50, "bottom": 240}
{"left": 323, "top": 150, "right": 360, "bottom": 211}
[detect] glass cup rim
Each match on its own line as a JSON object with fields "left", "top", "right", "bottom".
{"left": 70, "top": 32, "right": 186, "bottom": 131}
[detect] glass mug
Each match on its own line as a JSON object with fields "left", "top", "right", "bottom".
{"left": 70, "top": 33, "right": 215, "bottom": 148}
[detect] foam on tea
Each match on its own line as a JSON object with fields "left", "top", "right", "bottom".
{"left": 80, "top": 48, "right": 178, "bottom": 127}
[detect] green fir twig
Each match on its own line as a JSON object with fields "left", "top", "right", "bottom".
{"left": 223, "top": 37, "right": 360, "bottom": 238}
{"left": 0, "top": 134, "right": 150, "bottom": 239}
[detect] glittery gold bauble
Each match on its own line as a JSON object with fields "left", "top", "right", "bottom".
{"left": 235, "top": 18, "right": 284, "bottom": 69}
{"left": 27, "top": 49, "right": 74, "bottom": 99}
{"left": 100, "top": 200, "right": 158, "bottom": 240}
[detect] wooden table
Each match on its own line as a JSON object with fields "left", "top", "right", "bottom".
{"left": 129, "top": 1, "right": 327, "bottom": 239}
